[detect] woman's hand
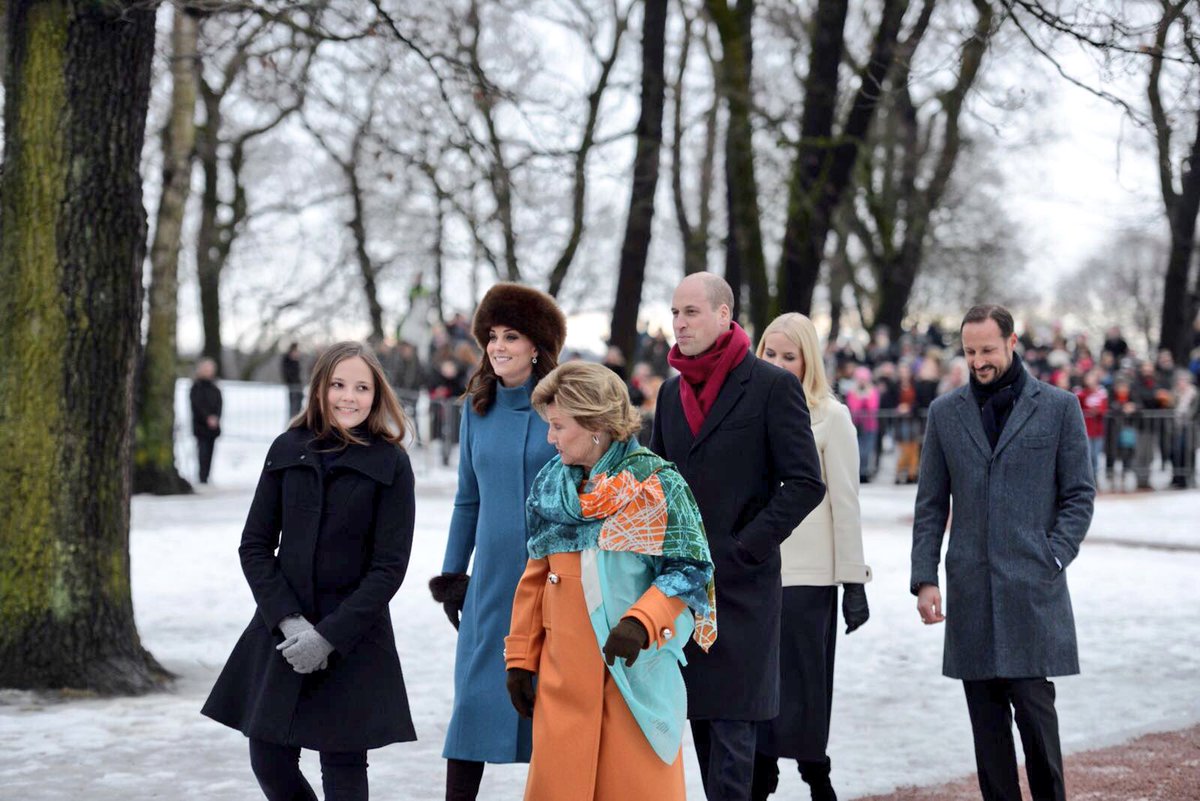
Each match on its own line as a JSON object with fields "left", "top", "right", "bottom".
{"left": 842, "top": 584, "right": 870, "bottom": 634}
{"left": 603, "top": 617, "right": 649, "bottom": 667}
{"left": 277, "top": 629, "right": 334, "bottom": 674}
{"left": 506, "top": 668, "right": 536, "bottom": 718}
{"left": 428, "top": 573, "right": 469, "bottom": 631}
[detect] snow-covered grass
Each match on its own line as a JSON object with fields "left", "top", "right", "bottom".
{"left": 1, "top": 382, "right": 1197, "bottom": 799}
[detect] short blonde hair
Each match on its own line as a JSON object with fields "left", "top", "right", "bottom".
{"left": 755, "top": 312, "right": 834, "bottom": 412}
{"left": 531, "top": 361, "right": 643, "bottom": 442}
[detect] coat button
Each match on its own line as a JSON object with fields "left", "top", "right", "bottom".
{"left": 300, "top": 454, "right": 306, "bottom": 460}
{"left": 548, "top": 573, "right": 559, "bottom": 584}
{"left": 661, "top": 627, "right": 673, "bottom": 640}
{"left": 266, "top": 460, "right": 273, "bottom": 466}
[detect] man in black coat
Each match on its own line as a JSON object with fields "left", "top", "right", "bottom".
{"left": 190, "top": 357, "right": 223, "bottom": 484}
{"left": 651, "top": 272, "right": 825, "bottom": 801}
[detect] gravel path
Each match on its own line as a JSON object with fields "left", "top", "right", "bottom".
{"left": 852, "top": 724, "right": 1200, "bottom": 800}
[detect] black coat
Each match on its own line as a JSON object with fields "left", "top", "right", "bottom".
{"left": 201, "top": 428, "right": 417, "bottom": 751}
{"left": 650, "top": 353, "right": 825, "bottom": 720}
{"left": 190, "top": 378, "right": 223, "bottom": 439}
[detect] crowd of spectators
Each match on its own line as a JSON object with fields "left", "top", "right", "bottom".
{"left": 301, "top": 315, "right": 1200, "bottom": 492}
{"left": 822, "top": 322, "right": 1200, "bottom": 491}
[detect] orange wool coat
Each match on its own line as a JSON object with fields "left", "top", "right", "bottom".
{"left": 505, "top": 551, "right": 688, "bottom": 801}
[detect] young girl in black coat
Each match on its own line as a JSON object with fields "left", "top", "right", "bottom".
{"left": 202, "top": 341, "right": 417, "bottom": 801}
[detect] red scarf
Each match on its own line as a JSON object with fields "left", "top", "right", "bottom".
{"left": 668, "top": 322, "right": 751, "bottom": 435}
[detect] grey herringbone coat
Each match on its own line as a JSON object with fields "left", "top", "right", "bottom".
{"left": 911, "top": 376, "right": 1095, "bottom": 680}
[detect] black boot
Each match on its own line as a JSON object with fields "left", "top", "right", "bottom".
{"left": 798, "top": 757, "right": 837, "bottom": 801}
{"left": 750, "top": 752, "right": 780, "bottom": 801}
{"left": 446, "top": 758, "right": 484, "bottom": 801}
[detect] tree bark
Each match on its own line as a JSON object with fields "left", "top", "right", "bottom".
{"left": 135, "top": 3, "right": 199, "bottom": 496}
{"left": 708, "top": 0, "right": 767, "bottom": 332}
{"left": 466, "top": 0, "right": 520, "bottom": 283}
{"left": 192, "top": 17, "right": 308, "bottom": 375}
{"left": 670, "top": 8, "right": 713, "bottom": 275}
{"left": 1149, "top": 3, "right": 1200, "bottom": 363}
{"left": 345, "top": 125, "right": 386, "bottom": 345}
{"left": 0, "top": 0, "right": 171, "bottom": 693}
{"left": 777, "top": 0, "right": 908, "bottom": 317}
{"left": 872, "top": 0, "right": 988, "bottom": 335}
{"left": 611, "top": 0, "right": 669, "bottom": 367}
{"left": 195, "top": 77, "right": 225, "bottom": 372}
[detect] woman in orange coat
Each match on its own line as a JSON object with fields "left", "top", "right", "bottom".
{"left": 504, "top": 362, "right": 716, "bottom": 801}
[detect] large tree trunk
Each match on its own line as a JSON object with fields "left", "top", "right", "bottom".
{"left": 195, "top": 83, "right": 225, "bottom": 373}
{"left": 1155, "top": 107, "right": 1200, "bottom": 362}
{"left": 777, "top": 0, "right": 907, "bottom": 316}
{"left": 870, "top": 0, "right": 988, "bottom": 333}
{"left": 0, "top": 0, "right": 171, "bottom": 693}
{"left": 135, "top": 3, "right": 198, "bottom": 496}
{"left": 708, "top": 0, "right": 767, "bottom": 333}
{"left": 670, "top": 10, "right": 715, "bottom": 276}
{"left": 1160, "top": 190, "right": 1200, "bottom": 360}
{"left": 348, "top": 161, "right": 385, "bottom": 345}
{"left": 611, "top": 0, "right": 668, "bottom": 367}
{"left": 1148, "top": 4, "right": 1200, "bottom": 363}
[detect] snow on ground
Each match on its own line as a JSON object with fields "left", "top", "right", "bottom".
{"left": 1, "top": 383, "right": 1198, "bottom": 799}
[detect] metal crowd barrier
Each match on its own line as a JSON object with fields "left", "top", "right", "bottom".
{"left": 172, "top": 379, "right": 466, "bottom": 478}
{"left": 854, "top": 408, "right": 1196, "bottom": 491}
{"left": 171, "top": 380, "right": 1196, "bottom": 492}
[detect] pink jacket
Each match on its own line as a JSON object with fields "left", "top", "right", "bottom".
{"left": 845, "top": 387, "right": 880, "bottom": 433}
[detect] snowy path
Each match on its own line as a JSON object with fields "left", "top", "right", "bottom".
{"left": 2, "top": 459, "right": 1198, "bottom": 800}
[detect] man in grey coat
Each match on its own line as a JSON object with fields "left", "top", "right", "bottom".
{"left": 911, "top": 304, "right": 1095, "bottom": 801}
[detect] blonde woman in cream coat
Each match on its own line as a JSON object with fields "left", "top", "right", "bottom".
{"left": 751, "top": 313, "right": 872, "bottom": 801}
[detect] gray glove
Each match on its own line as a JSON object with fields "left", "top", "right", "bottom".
{"left": 277, "top": 628, "right": 335, "bottom": 674}
{"left": 278, "top": 614, "right": 313, "bottom": 640}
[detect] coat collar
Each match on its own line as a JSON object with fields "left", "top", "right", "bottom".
{"left": 690, "top": 351, "right": 756, "bottom": 451}
{"left": 952, "top": 372, "right": 1042, "bottom": 459}
{"left": 267, "top": 427, "right": 399, "bottom": 485}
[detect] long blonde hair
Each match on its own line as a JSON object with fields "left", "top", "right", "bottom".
{"left": 756, "top": 313, "right": 834, "bottom": 414}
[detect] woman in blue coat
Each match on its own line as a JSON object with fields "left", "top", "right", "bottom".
{"left": 428, "top": 283, "right": 566, "bottom": 801}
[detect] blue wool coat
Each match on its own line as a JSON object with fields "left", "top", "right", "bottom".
{"left": 441, "top": 379, "right": 556, "bottom": 763}
{"left": 911, "top": 377, "right": 1095, "bottom": 680}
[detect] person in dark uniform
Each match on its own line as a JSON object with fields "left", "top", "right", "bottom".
{"left": 190, "top": 357, "right": 223, "bottom": 484}
{"left": 282, "top": 342, "right": 304, "bottom": 419}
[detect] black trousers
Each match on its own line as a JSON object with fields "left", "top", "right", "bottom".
{"left": 248, "top": 738, "right": 368, "bottom": 801}
{"left": 691, "top": 718, "right": 757, "bottom": 801}
{"left": 962, "top": 678, "right": 1065, "bottom": 801}
{"left": 196, "top": 436, "right": 216, "bottom": 483}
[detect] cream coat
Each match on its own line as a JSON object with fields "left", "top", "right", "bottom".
{"left": 779, "top": 400, "right": 872, "bottom": 587}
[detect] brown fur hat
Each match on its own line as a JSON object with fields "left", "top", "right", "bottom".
{"left": 472, "top": 283, "right": 567, "bottom": 359}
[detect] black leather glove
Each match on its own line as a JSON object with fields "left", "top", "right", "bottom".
{"left": 842, "top": 583, "right": 870, "bottom": 634}
{"left": 506, "top": 668, "right": 536, "bottom": 718}
{"left": 603, "top": 617, "right": 649, "bottom": 667}
{"left": 429, "top": 573, "right": 469, "bottom": 630}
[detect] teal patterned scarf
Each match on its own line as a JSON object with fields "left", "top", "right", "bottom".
{"left": 527, "top": 437, "right": 717, "bottom": 650}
